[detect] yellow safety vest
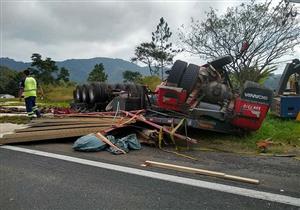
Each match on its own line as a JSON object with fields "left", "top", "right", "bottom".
{"left": 24, "top": 77, "right": 37, "bottom": 98}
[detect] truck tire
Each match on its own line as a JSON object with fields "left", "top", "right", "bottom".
{"left": 88, "top": 83, "right": 97, "bottom": 104}
{"left": 100, "top": 83, "right": 109, "bottom": 101}
{"left": 115, "top": 83, "right": 125, "bottom": 91}
{"left": 167, "top": 60, "right": 188, "bottom": 86}
{"left": 75, "top": 85, "right": 83, "bottom": 102}
{"left": 179, "top": 64, "right": 199, "bottom": 94}
{"left": 125, "top": 84, "right": 139, "bottom": 97}
{"left": 81, "top": 84, "right": 90, "bottom": 104}
{"left": 209, "top": 55, "right": 232, "bottom": 69}
{"left": 135, "top": 84, "right": 144, "bottom": 98}
{"left": 73, "top": 90, "right": 77, "bottom": 102}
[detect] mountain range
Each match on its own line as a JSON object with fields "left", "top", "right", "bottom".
{"left": 0, "top": 57, "right": 150, "bottom": 83}
{"left": 0, "top": 57, "right": 281, "bottom": 90}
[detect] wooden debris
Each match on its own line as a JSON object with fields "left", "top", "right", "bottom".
{"left": 95, "top": 132, "right": 126, "bottom": 154}
{"left": 0, "top": 116, "right": 134, "bottom": 145}
{"left": 143, "top": 160, "right": 260, "bottom": 185}
{"left": 121, "top": 110, "right": 197, "bottom": 144}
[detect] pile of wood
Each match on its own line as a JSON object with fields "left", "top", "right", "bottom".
{"left": 0, "top": 115, "right": 134, "bottom": 144}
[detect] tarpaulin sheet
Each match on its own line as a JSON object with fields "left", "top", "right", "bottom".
{"left": 73, "top": 133, "right": 141, "bottom": 154}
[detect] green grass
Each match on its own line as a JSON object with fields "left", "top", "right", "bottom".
{"left": 0, "top": 83, "right": 74, "bottom": 108}
{"left": 0, "top": 116, "right": 30, "bottom": 124}
{"left": 190, "top": 114, "right": 300, "bottom": 154}
{"left": 43, "top": 84, "right": 75, "bottom": 102}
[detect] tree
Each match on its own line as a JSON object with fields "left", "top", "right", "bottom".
{"left": 122, "top": 70, "right": 143, "bottom": 83}
{"left": 132, "top": 17, "right": 181, "bottom": 79}
{"left": 31, "top": 53, "right": 58, "bottom": 84}
{"left": 87, "top": 63, "right": 108, "bottom": 82}
{"left": 131, "top": 42, "right": 158, "bottom": 76}
{"left": 56, "top": 67, "right": 70, "bottom": 83}
{"left": 179, "top": 0, "right": 300, "bottom": 87}
{"left": 0, "top": 66, "right": 22, "bottom": 96}
{"left": 152, "top": 17, "right": 181, "bottom": 79}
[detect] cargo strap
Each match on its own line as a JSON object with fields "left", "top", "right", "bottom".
{"left": 158, "top": 119, "right": 198, "bottom": 161}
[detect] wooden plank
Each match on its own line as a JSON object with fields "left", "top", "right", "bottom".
{"left": 31, "top": 118, "right": 120, "bottom": 123}
{"left": 144, "top": 160, "right": 259, "bottom": 185}
{"left": 15, "top": 123, "right": 115, "bottom": 133}
{"left": 28, "top": 121, "right": 113, "bottom": 127}
{"left": 29, "top": 118, "right": 126, "bottom": 127}
{"left": 95, "top": 132, "right": 126, "bottom": 154}
{"left": 0, "top": 127, "right": 111, "bottom": 144}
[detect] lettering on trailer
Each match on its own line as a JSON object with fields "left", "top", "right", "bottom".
{"left": 244, "top": 93, "right": 269, "bottom": 101}
{"left": 242, "top": 104, "right": 261, "bottom": 118}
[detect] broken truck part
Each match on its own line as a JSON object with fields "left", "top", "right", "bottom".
{"left": 72, "top": 55, "right": 273, "bottom": 134}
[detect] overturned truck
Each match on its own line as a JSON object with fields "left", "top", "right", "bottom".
{"left": 72, "top": 56, "right": 273, "bottom": 134}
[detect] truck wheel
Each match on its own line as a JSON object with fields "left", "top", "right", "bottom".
{"left": 167, "top": 60, "right": 188, "bottom": 86}
{"left": 125, "top": 84, "right": 139, "bottom": 97}
{"left": 88, "top": 83, "right": 97, "bottom": 104}
{"left": 73, "top": 90, "right": 77, "bottom": 102}
{"left": 75, "top": 85, "right": 83, "bottom": 102}
{"left": 209, "top": 55, "right": 232, "bottom": 69}
{"left": 135, "top": 84, "right": 144, "bottom": 98}
{"left": 100, "top": 83, "right": 109, "bottom": 101}
{"left": 81, "top": 84, "right": 90, "bottom": 104}
{"left": 115, "top": 83, "right": 125, "bottom": 91}
{"left": 179, "top": 64, "right": 199, "bottom": 95}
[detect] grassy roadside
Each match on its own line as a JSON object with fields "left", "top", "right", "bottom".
{"left": 0, "top": 116, "right": 30, "bottom": 124}
{"left": 190, "top": 114, "right": 300, "bottom": 155}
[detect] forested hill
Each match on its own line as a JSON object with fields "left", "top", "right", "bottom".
{"left": 0, "top": 57, "right": 281, "bottom": 89}
{"left": 0, "top": 57, "right": 149, "bottom": 83}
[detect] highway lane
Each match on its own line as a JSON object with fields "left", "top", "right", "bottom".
{"left": 1, "top": 147, "right": 299, "bottom": 210}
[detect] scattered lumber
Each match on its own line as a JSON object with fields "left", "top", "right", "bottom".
{"left": 121, "top": 110, "right": 197, "bottom": 144}
{"left": 0, "top": 116, "right": 134, "bottom": 145}
{"left": 143, "top": 160, "right": 260, "bottom": 185}
{"left": 0, "top": 110, "right": 197, "bottom": 147}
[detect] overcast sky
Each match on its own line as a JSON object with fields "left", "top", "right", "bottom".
{"left": 1, "top": 0, "right": 299, "bottom": 71}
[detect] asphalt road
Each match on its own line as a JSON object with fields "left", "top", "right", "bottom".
{"left": 1, "top": 145, "right": 299, "bottom": 210}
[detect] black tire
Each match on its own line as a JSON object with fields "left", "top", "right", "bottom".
{"left": 89, "top": 82, "right": 106, "bottom": 103}
{"left": 125, "top": 84, "right": 139, "bottom": 97}
{"left": 75, "top": 85, "right": 83, "bottom": 102}
{"left": 167, "top": 60, "right": 188, "bottom": 86}
{"left": 115, "top": 83, "right": 125, "bottom": 91}
{"left": 81, "top": 84, "right": 90, "bottom": 104}
{"left": 100, "top": 83, "right": 109, "bottom": 101}
{"left": 88, "top": 83, "right": 97, "bottom": 104}
{"left": 209, "top": 55, "right": 232, "bottom": 69}
{"left": 243, "top": 81, "right": 261, "bottom": 89}
{"left": 179, "top": 64, "right": 199, "bottom": 94}
{"left": 135, "top": 84, "right": 144, "bottom": 98}
{"left": 73, "top": 90, "right": 77, "bottom": 101}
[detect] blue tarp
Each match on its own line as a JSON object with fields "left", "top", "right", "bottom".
{"left": 73, "top": 133, "right": 107, "bottom": 152}
{"left": 73, "top": 133, "right": 141, "bottom": 155}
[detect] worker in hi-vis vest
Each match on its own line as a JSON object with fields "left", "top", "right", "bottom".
{"left": 18, "top": 69, "right": 42, "bottom": 119}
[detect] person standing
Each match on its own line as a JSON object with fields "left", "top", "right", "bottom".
{"left": 18, "top": 69, "right": 41, "bottom": 119}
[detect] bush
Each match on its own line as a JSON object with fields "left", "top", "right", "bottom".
{"left": 42, "top": 83, "right": 76, "bottom": 102}
{"left": 139, "top": 76, "right": 161, "bottom": 91}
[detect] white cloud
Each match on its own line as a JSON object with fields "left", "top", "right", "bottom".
{"left": 1, "top": 0, "right": 298, "bottom": 71}
{"left": 1, "top": 0, "right": 238, "bottom": 61}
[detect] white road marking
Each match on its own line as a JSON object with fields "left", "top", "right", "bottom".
{"left": 1, "top": 145, "right": 300, "bottom": 207}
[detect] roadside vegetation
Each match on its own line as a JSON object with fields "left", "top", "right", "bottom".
{"left": 191, "top": 114, "right": 300, "bottom": 155}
